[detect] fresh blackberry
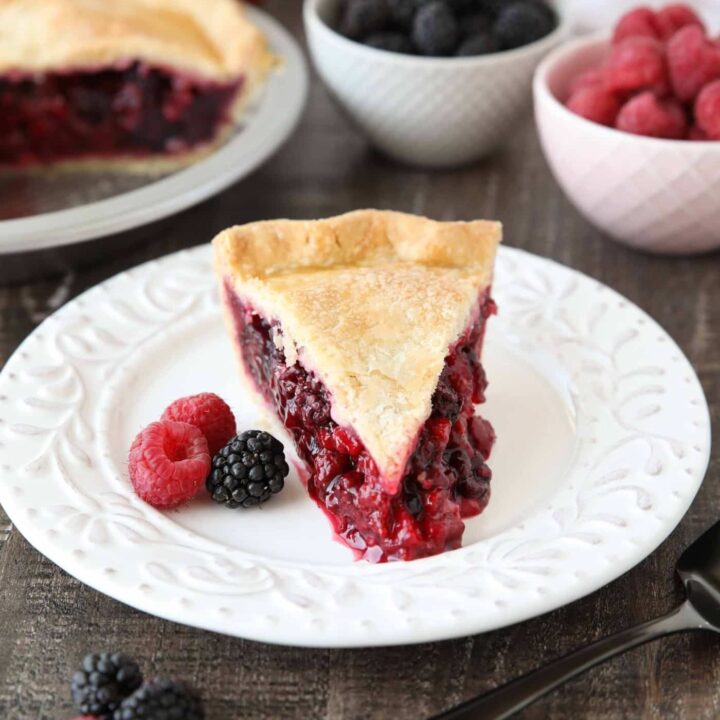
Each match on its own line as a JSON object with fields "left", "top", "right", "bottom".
{"left": 413, "top": 1, "right": 459, "bottom": 55}
{"left": 446, "top": 0, "right": 476, "bottom": 14}
{"left": 206, "top": 430, "right": 289, "bottom": 509}
{"left": 365, "top": 31, "right": 415, "bottom": 53}
{"left": 459, "top": 11, "right": 492, "bottom": 38}
{"left": 527, "top": 0, "right": 556, "bottom": 22}
{"left": 387, "top": 0, "right": 427, "bottom": 30}
{"left": 465, "top": 0, "right": 506, "bottom": 20}
{"left": 456, "top": 31, "right": 499, "bottom": 55}
{"left": 71, "top": 653, "right": 142, "bottom": 718}
{"left": 493, "top": 0, "right": 555, "bottom": 50}
{"left": 338, "top": 0, "right": 390, "bottom": 39}
{"left": 114, "top": 678, "right": 203, "bottom": 720}
{"left": 446, "top": 0, "right": 504, "bottom": 22}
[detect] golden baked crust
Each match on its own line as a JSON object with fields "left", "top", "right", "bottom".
{"left": 0, "top": 0, "right": 274, "bottom": 88}
{"left": 214, "top": 209, "right": 500, "bottom": 284}
{"left": 214, "top": 210, "right": 501, "bottom": 492}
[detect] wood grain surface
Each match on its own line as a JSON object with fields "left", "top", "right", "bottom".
{"left": 0, "top": 3, "right": 718, "bottom": 719}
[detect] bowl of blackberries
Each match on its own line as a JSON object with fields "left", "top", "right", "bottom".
{"left": 304, "top": 0, "right": 569, "bottom": 167}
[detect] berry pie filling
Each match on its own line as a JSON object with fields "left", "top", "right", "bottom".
{"left": 224, "top": 281, "right": 497, "bottom": 563}
{"left": 0, "top": 61, "right": 243, "bottom": 166}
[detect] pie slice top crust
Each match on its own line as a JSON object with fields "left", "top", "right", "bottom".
{"left": 214, "top": 210, "right": 501, "bottom": 495}
{"left": 0, "top": 0, "right": 273, "bottom": 87}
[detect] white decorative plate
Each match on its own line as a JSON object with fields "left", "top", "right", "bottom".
{"left": 0, "top": 245, "right": 710, "bottom": 647}
{"left": 0, "top": 8, "right": 308, "bottom": 254}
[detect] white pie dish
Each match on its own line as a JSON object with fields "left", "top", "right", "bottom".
{"left": 304, "top": 0, "right": 571, "bottom": 168}
{"left": 0, "top": 243, "right": 709, "bottom": 647}
{"left": 0, "top": 7, "right": 308, "bottom": 258}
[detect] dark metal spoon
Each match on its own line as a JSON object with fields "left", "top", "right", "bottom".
{"left": 432, "top": 520, "right": 720, "bottom": 720}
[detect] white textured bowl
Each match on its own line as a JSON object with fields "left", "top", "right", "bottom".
{"left": 535, "top": 33, "right": 720, "bottom": 255}
{"left": 304, "top": 0, "right": 570, "bottom": 167}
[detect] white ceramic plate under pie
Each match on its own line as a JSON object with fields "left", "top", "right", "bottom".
{"left": 0, "top": 245, "right": 710, "bottom": 647}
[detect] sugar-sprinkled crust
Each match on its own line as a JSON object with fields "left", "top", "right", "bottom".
{"left": 214, "top": 210, "right": 501, "bottom": 491}
{"left": 0, "top": 0, "right": 274, "bottom": 87}
{"left": 214, "top": 209, "right": 499, "bottom": 284}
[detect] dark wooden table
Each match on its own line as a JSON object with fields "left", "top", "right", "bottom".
{"left": 1, "top": 4, "right": 718, "bottom": 719}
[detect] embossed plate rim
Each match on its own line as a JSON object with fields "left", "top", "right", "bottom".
{"left": 0, "top": 245, "right": 710, "bottom": 647}
{"left": 0, "top": 7, "right": 308, "bottom": 254}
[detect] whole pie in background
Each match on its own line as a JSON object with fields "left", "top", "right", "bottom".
{"left": 0, "top": 0, "right": 274, "bottom": 170}
{"left": 214, "top": 210, "right": 500, "bottom": 562}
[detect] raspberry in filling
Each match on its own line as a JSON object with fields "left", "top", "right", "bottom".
{"left": 225, "top": 282, "right": 497, "bottom": 563}
{"left": 0, "top": 62, "right": 243, "bottom": 166}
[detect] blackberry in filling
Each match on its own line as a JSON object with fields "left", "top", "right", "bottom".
{"left": 225, "top": 283, "right": 496, "bottom": 562}
{"left": 0, "top": 62, "right": 243, "bottom": 166}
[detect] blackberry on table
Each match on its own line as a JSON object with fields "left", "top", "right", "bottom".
{"left": 71, "top": 653, "right": 142, "bottom": 717}
{"left": 339, "top": 0, "right": 390, "bottom": 39}
{"left": 206, "top": 430, "right": 289, "bottom": 509}
{"left": 456, "top": 31, "right": 499, "bottom": 55}
{"left": 413, "top": 1, "right": 459, "bottom": 55}
{"left": 114, "top": 678, "right": 204, "bottom": 720}
{"left": 493, "top": 0, "right": 556, "bottom": 50}
{"left": 365, "top": 31, "right": 416, "bottom": 53}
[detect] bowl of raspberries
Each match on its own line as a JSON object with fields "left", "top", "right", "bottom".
{"left": 304, "top": 0, "right": 568, "bottom": 167}
{"left": 534, "top": 4, "right": 720, "bottom": 254}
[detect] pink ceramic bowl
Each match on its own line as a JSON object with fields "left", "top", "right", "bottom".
{"left": 534, "top": 33, "right": 720, "bottom": 255}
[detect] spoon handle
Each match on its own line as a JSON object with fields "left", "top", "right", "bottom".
{"left": 432, "top": 601, "right": 706, "bottom": 720}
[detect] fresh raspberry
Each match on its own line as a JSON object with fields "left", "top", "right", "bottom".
{"left": 566, "top": 86, "right": 622, "bottom": 126}
{"left": 667, "top": 25, "right": 720, "bottom": 102}
{"left": 689, "top": 125, "right": 710, "bottom": 140}
{"left": 695, "top": 79, "right": 720, "bottom": 139}
{"left": 161, "top": 392, "right": 237, "bottom": 456}
{"left": 615, "top": 91, "right": 687, "bottom": 139}
{"left": 129, "top": 421, "right": 210, "bottom": 508}
{"left": 568, "top": 68, "right": 605, "bottom": 95}
{"left": 613, "top": 7, "right": 660, "bottom": 44}
{"left": 604, "top": 37, "right": 668, "bottom": 95}
{"left": 655, "top": 4, "right": 704, "bottom": 42}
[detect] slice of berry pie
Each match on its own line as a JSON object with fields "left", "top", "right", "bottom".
{"left": 213, "top": 210, "right": 500, "bottom": 562}
{"left": 0, "top": 0, "right": 274, "bottom": 169}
